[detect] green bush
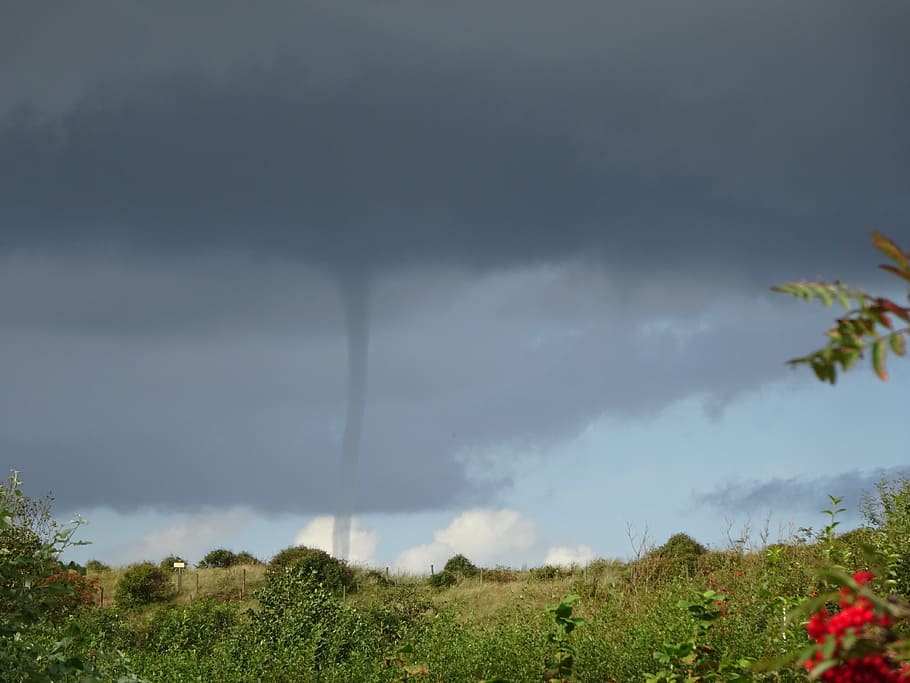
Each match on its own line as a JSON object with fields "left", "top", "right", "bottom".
{"left": 146, "top": 597, "right": 237, "bottom": 653}
{"left": 654, "top": 532, "right": 708, "bottom": 578}
{"left": 234, "top": 550, "right": 261, "bottom": 565}
{"left": 0, "top": 472, "right": 142, "bottom": 682}
{"left": 428, "top": 569, "right": 457, "bottom": 588}
{"left": 198, "top": 548, "right": 237, "bottom": 568}
{"left": 268, "top": 546, "right": 354, "bottom": 594}
{"left": 862, "top": 473, "right": 910, "bottom": 597}
{"left": 444, "top": 553, "right": 480, "bottom": 578}
{"left": 531, "top": 564, "right": 562, "bottom": 581}
{"left": 117, "top": 562, "right": 173, "bottom": 608}
{"left": 159, "top": 555, "right": 187, "bottom": 571}
{"left": 86, "top": 559, "right": 111, "bottom": 573}
{"left": 360, "top": 568, "right": 393, "bottom": 587}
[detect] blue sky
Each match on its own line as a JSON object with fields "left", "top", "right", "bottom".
{"left": 2, "top": 2, "right": 908, "bottom": 571}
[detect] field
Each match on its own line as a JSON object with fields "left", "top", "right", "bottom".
{"left": 69, "top": 526, "right": 902, "bottom": 682}
{"left": 4, "top": 470, "right": 910, "bottom": 682}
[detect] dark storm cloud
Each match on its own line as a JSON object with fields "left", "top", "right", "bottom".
{"left": 3, "top": 260, "right": 833, "bottom": 514}
{"left": 1, "top": 1, "right": 907, "bottom": 279}
{"left": 694, "top": 467, "right": 909, "bottom": 520}
{"left": 2, "top": 3, "right": 909, "bottom": 514}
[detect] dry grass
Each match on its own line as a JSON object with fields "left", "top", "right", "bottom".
{"left": 88, "top": 563, "right": 268, "bottom": 608}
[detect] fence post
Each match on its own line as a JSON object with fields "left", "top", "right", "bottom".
{"left": 241, "top": 568, "right": 246, "bottom": 601}
{"left": 430, "top": 564, "right": 435, "bottom": 576}
{"left": 99, "top": 586, "right": 104, "bottom": 608}
{"left": 196, "top": 572, "right": 199, "bottom": 598}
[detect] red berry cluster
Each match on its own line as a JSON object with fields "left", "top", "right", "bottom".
{"left": 804, "top": 571, "right": 909, "bottom": 682}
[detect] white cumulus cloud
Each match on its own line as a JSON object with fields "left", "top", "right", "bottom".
{"left": 293, "top": 516, "right": 378, "bottom": 566}
{"left": 116, "top": 508, "right": 255, "bottom": 565}
{"left": 395, "top": 508, "right": 538, "bottom": 574}
{"left": 543, "top": 544, "right": 596, "bottom": 568}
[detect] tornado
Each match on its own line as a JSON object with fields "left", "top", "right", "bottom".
{"left": 332, "top": 274, "right": 370, "bottom": 561}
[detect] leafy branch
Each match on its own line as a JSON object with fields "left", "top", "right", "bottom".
{"left": 772, "top": 231, "right": 910, "bottom": 383}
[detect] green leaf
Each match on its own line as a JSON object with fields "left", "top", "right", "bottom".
{"left": 833, "top": 288, "right": 851, "bottom": 309}
{"left": 872, "top": 338, "right": 888, "bottom": 380}
{"left": 808, "top": 659, "right": 838, "bottom": 681}
{"left": 889, "top": 332, "right": 906, "bottom": 357}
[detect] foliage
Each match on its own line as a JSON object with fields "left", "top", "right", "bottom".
{"left": 642, "top": 532, "right": 709, "bottom": 581}
{"left": 800, "top": 569, "right": 910, "bottom": 681}
{"left": 0, "top": 470, "right": 56, "bottom": 588}
{"left": 543, "top": 594, "right": 584, "bottom": 682}
{"left": 224, "top": 565, "right": 387, "bottom": 679}
{"left": 234, "top": 550, "right": 261, "bottom": 565}
{"left": 443, "top": 553, "right": 480, "bottom": 578}
{"left": 146, "top": 598, "right": 237, "bottom": 653}
{"left": 861, "top": 473, "right": 910, "bottom": 597}
{"left": 86, "top": 559, "right": 112, "bottom": 573}
{"left": 772, "top": 231, "right": 910, "bottom": 383}
{"left": 754, "top": 567, "right": 910, "bottom": 681}
{"left": 645, "top": 590, "right": 754, "bottom": 682}
{"left": 37, "top": 569, "right": 100, "bottom": 618}
{"left": 0, "top": 472, "right": 144, "bottom": 682}
{"left": 483, "top": 566, "right": 518, "bottom": 583}
{"left": 198, "top": 548, "right": 237, "bottom": 568}
{"left": 268, "top": 545, "right": 355, "bottom": 594}
{"left": 117, "top": 562, "right": 173, "bottom": 608}
{"left": 427, "top": 569, "right": 457, "bottom": 588}
{"left": 532, "top": 565, "right": 563, "bottom": 581}
{"left": 158, "top": 555, "right": 186, "bottom": 571}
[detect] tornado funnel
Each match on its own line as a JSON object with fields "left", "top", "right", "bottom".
{"left": 332, "top": 274, "right": 369, "bottom": 561}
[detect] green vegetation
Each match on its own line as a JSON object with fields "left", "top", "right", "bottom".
{"left": 116, "top": 562, "right": 174, "bottom": 608}
{"left": 86, "top": 559, "right": 111, "bottom": 573}
{"left": 444, "top": 553, "right": 481, "bottom": 578}
{"left": 772, "top": 230, "right": 910, "bottom": 383}
{"left": 158, "top": 555, "right": 186, "bottom": 571}
{"left": 4, "top": 467, "right": 910, "bottom": 681}
{"left": 268, "top": 545, "right": 355, "bottom": 594}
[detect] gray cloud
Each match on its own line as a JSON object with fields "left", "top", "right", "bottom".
{"left": 2, "top": 255, "right": 838, "bottom": 514}
{"left": 2, "top": 3, "right": 908, "bottom": 514}
{"left": 694, "top": 467, "right": 910, "bottom": 523}
{"left": 1, "top": 2, "right": 907, "bottom": 279}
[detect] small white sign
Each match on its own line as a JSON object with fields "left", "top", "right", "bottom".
{"left": 173, "top": 561, "right": 186, "bottom": 569}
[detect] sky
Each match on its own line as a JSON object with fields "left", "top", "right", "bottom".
{"left": 2, "top": 2, "right": 908, "bottom": 572}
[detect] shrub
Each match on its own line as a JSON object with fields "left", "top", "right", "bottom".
{"left": 483, "top": 566, "right": 518, "bottom": 583}
{"left": 36, "top": 569, "right": 99, "bottom": 616}
{"left": 444, "top": 553, "right": 480, "bottom": 578}
{"left": 654, "top": 532, "right": 708, "bottom": 578}
{"left": 146, "top": 597, "right": 237, "bottom": 653}
{"left": 86, "top": 559, "right": 111, "bottom": 573}
{"left": 428, "top": 569, "right": 457, "bottom": 588}
{"left": 159, "top": 555, "right": 187, "bottom": 571}
{"left": 532, "top": 565, "right": 562, "bottom": 581}
{"left": 862, "top": 473, "right": 910, "bottom": 597}
{"left": 234, "top": 550, "right": 261, "bottom": 565}
{"left": 268, "top": 546, "right": 354, "bottom": 594}
{"left": 360, "top": 568, "right": 393, "bottom": 587}
{"left": 246, "top": 569, "right": 384, "bottom": 676}
{"left": 0, "top": 472, "right": 141, "bottom": 682}
{"left": 199, "top": 548, "right": 237, "bottom": 568}
{"left": 117, "top": 562, "right": 173, "bottom": 608}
